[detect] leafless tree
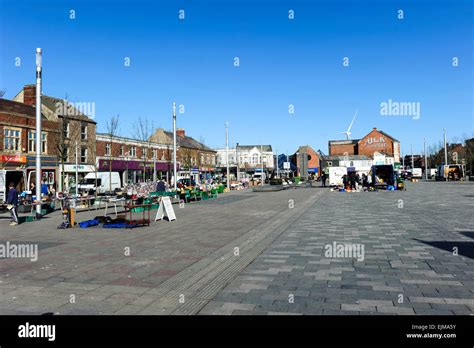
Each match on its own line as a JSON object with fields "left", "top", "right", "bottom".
{"left": 133, "top": 117, "right": 154, "bottom": 182}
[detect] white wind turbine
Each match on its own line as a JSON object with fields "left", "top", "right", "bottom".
{"left": 339, "top": 109, "right": 358, "bottom": 140}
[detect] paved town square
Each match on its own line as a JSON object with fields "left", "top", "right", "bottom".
{"left": 0, "top": 181, "right": 472, "bottom": 315}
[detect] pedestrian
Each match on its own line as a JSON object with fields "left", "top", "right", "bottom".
{"left": 321, "top": 172, "right": 327, "bottom": 187}
{"left": 349, "top": 172, "right": 356, "bottom": 191}
{"left": 342, "top": 174, "right": 349, "bottom": 189}
{"left": 362, "top": 173, "right": 368, "bottom": 189}
{"left": 156, "top": 179, "right": 166, "bottom": 192}
{"left": 41, "top": 180, "right": 49, "bottom": 197}
{"left": 6, "top": 182, "right": 19, "bottom": 226}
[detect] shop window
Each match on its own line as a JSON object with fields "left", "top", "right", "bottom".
{"left": 4, "top": 128, "right": 21, "bottom": 151}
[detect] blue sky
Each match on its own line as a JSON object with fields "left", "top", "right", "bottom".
{"left": 0, "top": 0, "right": 472, "bottom": 155}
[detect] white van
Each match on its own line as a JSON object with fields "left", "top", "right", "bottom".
{"left": 329, "top": 167, "right": 347, "bottom": 186}
{"left": 77, "top": 172, "right": 121, "bottom": 195}
{"left": 252, "top": 172, "right": 266, "bottom": 183}
{"left": 412, "top": 168, "right": 422, "bottom": 179}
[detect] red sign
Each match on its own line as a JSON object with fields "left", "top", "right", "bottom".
{"left": 1, "top": 155, "right": 27, "bottom": 163}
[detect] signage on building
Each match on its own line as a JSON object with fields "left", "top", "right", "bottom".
{"left": 364, "top": 136, "right": 387, "bottom": 148}
{"left": 283, "top": 162, "right": 290, "bottom": 169}
{"left": 1, "top": 155, "right": 27, "bottom": 163}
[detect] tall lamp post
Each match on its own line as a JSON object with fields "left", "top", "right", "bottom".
{"left": 225, "top": 122, "right": 230, "bottom": 190}
{"left": 444, "top": 128, "right": 448, "bottom": 181}
{"left": 424, "top": 138, "right": 428, "bottom": 180}
{"left": 173, "top": 102, "right": 177, "bottom": 191}
{"left": 35, "top": 48, "right": 42, "bottom": 218}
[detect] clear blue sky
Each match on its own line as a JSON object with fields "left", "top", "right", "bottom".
{"left": 1, "top": 0, "right": 472, "bottom": 155}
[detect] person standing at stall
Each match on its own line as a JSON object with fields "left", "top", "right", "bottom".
{"left": 6, "top": 182, "right": 19, "bottom": 226}
{"left": 321, "top": 172, "right": 327, "bottom": 188}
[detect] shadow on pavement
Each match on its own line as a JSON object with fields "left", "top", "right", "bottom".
{"left": 414, "top": 238, "right": 474, "bottom": 259}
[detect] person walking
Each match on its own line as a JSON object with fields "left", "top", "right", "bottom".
{"left": 6, "top": 182, "right": 19, "bottom": 226}
{"left": 156, "top": 179, "right": 166, "bottom": 192}
{"left": 321, "top": 172, "right": 327, "bottom": 188}
{"left": 349, "top": 172, "right": 356, "bottom": 191}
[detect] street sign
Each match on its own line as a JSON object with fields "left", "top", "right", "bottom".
{"left": 155, "top": 196, "right": 176, "bottom": 222}
{"left": 283, "top": 162, "right": 290, "bottom": 169}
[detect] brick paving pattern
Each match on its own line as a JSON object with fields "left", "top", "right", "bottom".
{"left": 0, "top": 182, "right": 473, "bottom": 315}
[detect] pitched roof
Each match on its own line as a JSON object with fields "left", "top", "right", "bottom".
{"left": 328, "top": 139, "right": 360, "bottom": 145}
{"left": 378, "top": 130, "right": 399, "bottom": 142}
{"left": 236, "top": 145, "right": 273, "bottom": 152}
{"left": 41, "top": 95, "right": 96, "bottom": 123}
{"left": 0, "top": 98, "right": 47, "bottom": 119}
{"left": 163, "top": 131, "right": 215, "bottom": 152}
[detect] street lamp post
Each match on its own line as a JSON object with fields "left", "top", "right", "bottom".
{"left": 236, "top": 142, "right": 240, "bottom": 182}
{"left": 260, "top": 145, "right": 264, "bottom": 186}
{"left": 444, "top": 128, "right": 448, "bottom": 181}
{"left": 35, "top": 48, "right": 42, "bottom": 218}
{"left": 225, "top": 122, "right": 230, "bottom": 190}
{"left": 75, "top": 141, "right": 79, "bottom": 195}
{"left": 424, "top": 138, "right": 428, "bottom": 180}
{"left": 173, "top": 102, "right": 177, "bottom": 191}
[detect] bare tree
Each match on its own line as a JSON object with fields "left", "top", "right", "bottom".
{"left": 0, "top": 89, "right": 6, "bottom": 98}
{"left": 133, "top": 117, "right": 154, "bottom": 182}
{"left": 106, "top": 115, "right": 120, "bottom": 193}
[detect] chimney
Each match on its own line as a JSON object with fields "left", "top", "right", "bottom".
{"left": 176, "top": 128, "right": 185, "bottom": 137}
{"left": 23, "top": 84, "right": 36, "bottom": 106}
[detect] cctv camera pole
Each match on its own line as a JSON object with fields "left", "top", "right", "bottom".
{"left": 35, "top": 48, "right": 42, "bottom": 218}
{"left": 173, "top": 102, "right": 177, "bottom": 191}
{"left": 225, "top": 122, "right": 230, "bottom": 190}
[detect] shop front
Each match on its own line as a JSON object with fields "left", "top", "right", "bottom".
{"left": 98, "top": 159, "right": 172, "bottom": 184}
{"left": 60, "top": 164, "right": 96, "bottom": 191}
{"left": 1, "top": 155, "right": 58, "bottom": 199}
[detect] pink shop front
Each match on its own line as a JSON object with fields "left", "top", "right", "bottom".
{"left": 98, "top": 159, "right": 174, "bottom": 184}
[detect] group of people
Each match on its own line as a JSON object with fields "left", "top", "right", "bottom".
{"left": 320, "top": 171, "right": 370, "bottom": 191}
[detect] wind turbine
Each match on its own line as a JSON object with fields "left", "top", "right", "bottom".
{"left": 339, "top": 109, "right": 358, "bottom": 140}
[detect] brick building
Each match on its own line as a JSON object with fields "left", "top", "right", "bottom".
{"left": 96, "top": 133, "right": 172, "bottom": 185}
{"left": 293, "top": 145, "right": 321, "bottom": 179}
{"left": 150, "top": 128, "right": 217, "bottom": 181}
{"left": 13, "top": 85, "right": 97, "bottom": 190}
{"left": 329, "top": 127, "right": 400, "bottom": 163}
{"left": 0, "top": 98, "right": 60, "bottom": 198}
